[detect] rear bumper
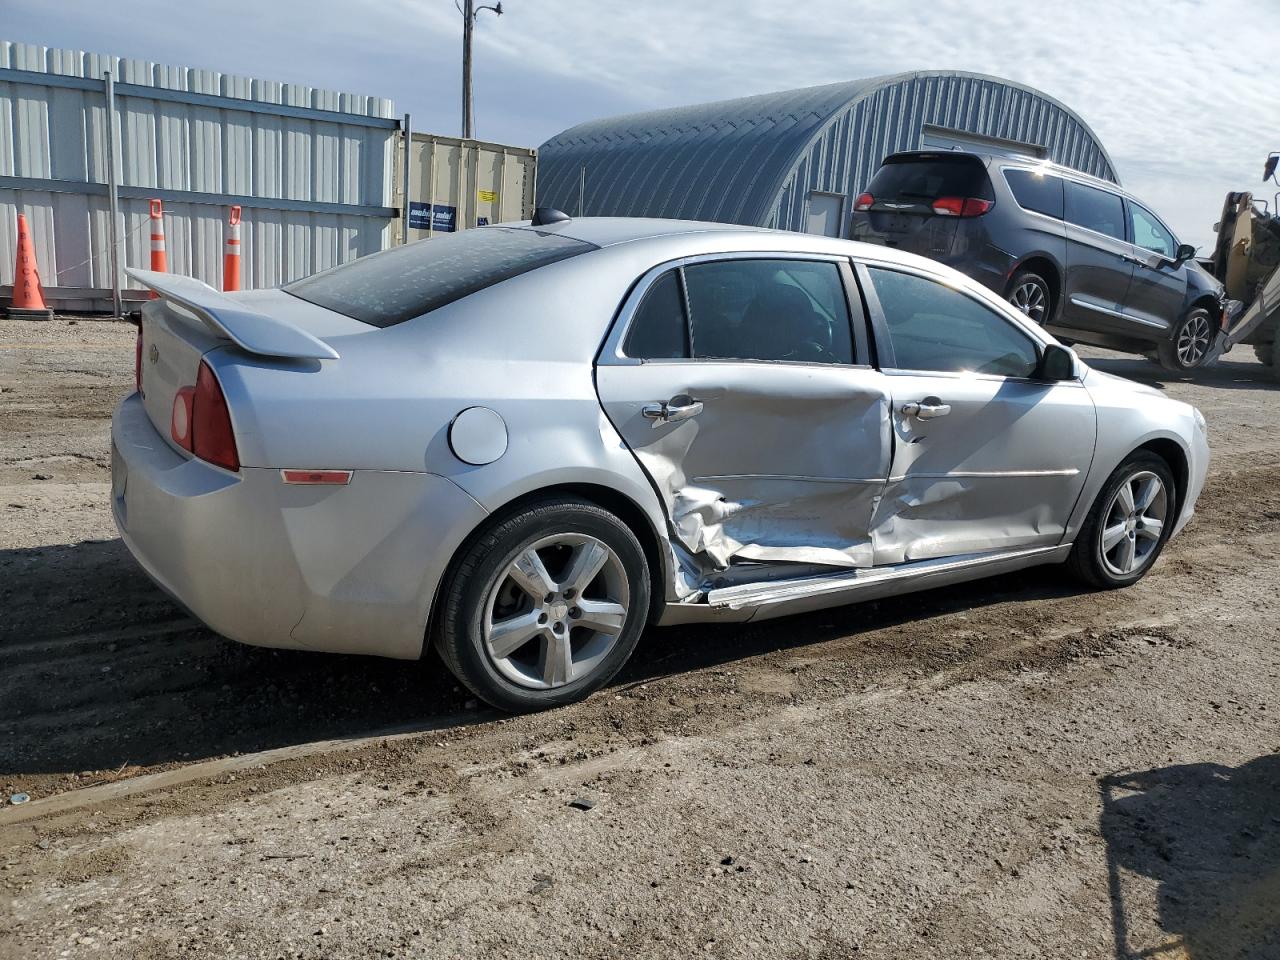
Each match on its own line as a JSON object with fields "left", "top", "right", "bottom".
{"left": 1174, "top": 423, "right": 1210, "bottom": 538}
{"left": 111, "top": 393, "right": 488, "bottom": 659}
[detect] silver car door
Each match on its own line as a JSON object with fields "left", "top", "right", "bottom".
{"left": 595, "top": 254, "right": 893, "bottom": 576}
{"left": 858, "top": 262, "right": 1097, "bottom": 565}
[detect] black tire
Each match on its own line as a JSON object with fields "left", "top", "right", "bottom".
{"left": 1253, "top": 341, "right": 1274, "bottom": 366}
{"left": 1067, "top": 451, "right": 1177, "bottom": 589}
{"left": 434, "top": 496, "right": 650, "bottom": 712}
{"left": 1156, "top": 306, "right": 1214, "bottom": 372}
{"left": 1007, "top": 269, "right": 1052, "bottom": 325}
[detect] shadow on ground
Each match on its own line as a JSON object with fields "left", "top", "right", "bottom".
{"left": 1086, "top": 354, "right": 1276, "bottom": 393}
{"left": 1, "top": 536, "right": 1083, "bottom": 785}
{"left": 1102, "top": 754, "right": 1280, "bottom": 959}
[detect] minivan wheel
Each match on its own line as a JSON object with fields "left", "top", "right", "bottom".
{"left": 1007, "top": 270, "right": 1051, "bottom": 325}
{"left": 1157, "top": 307, "right": 1214, "bottom": 372}
{"left": 1067, "top": 452, "right": 1176, "bottom": 589}
{"left": 435, "top": 496, "right": 650, "bottom": 712}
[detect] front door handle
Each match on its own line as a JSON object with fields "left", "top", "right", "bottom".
{"left": 901, "top": 399, "right": 951, "bottom": 420}
{"left": 642, "top": 394, "right": 704, "bottom": 427}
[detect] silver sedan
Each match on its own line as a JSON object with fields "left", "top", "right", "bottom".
{"left": 113, "top": 214, "right": 1209, "bottom": 711}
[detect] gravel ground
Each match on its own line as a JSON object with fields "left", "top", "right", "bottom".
{"left": 1, "top": 317, "right": 1277, "bottom": 959}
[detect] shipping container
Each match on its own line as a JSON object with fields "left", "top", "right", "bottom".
{"left": 395, "top": 132, "right": 536, "bottom": 242}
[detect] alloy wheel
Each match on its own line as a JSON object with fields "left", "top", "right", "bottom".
{"left": 482, "top": 533, "right": 630, "bottom": 690}
{"left": 1010, "top": 280, "right": 1047, "bottom": 324}
{"left": 1099, "top": 470, "right": 1168, "bottom": 577}
{"left": 1176, "top": 311, "right": 1212, "bottom": 367}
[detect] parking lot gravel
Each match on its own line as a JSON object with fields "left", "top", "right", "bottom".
{"left": 1, "top": 317, "right": 1277, "bottom": 959}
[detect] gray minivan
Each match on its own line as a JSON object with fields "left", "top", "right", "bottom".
{"left": 849, "top": 150, "right": 1229, "bottom": 371}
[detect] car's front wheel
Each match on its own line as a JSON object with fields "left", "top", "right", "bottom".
{"left": 1067, "top": 452, "right": 1176, "bottom": 589}
{"left": 434, "top": 496, "right": 650, "bottom": 712}
{"left": 1156, "top": 306, "right": 1214, "bottom": 372}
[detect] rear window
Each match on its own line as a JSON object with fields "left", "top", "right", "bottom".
{"left": 1003, "top": 168, "right": 1064, "bottom": 219}
{"left": 284, "top": 227, "right": 597, "bottom": 327}
{"left": 864, "top": 154, "right": 993, "bottom": 204}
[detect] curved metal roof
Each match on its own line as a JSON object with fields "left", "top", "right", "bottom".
{"left": 537, "top": 70, "right": 1118, "bottom": 227}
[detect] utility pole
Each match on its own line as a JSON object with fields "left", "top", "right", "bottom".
{"left": 461, "top": 0, "right": 502, "bottom": 140}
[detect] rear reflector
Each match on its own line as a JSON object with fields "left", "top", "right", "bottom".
{"left": 281, "top": 469, "right": 353, "bottom": 485}
{"left": 931, "top": 196, "right": 993, "bottom": 217}
{"left": 170, "top": 386, "right": 195, "bottom": 451}
{"left": 853, "top": 192, "right": 874, "bottom": 212}
{"left": 192, "top": 361, "right": 239, "bottom": 472}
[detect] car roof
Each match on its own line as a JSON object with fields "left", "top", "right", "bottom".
{"left": 884, "top": 148, "right": 1123, "bottom": 194}
{"left": 505, "top": 216, "right": 766, "bottom": 248}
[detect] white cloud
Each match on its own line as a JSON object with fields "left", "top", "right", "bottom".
{"left": 8, "top": 0, "right": 1276, "bottom": 247}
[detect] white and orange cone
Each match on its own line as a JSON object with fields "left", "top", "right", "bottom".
{"left": 223, "top": 205, "right": 242, "bottom": 292}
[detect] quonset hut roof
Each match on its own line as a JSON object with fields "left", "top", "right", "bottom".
{"left": 536, "top": 70, "right": 1119, "bottom": 229}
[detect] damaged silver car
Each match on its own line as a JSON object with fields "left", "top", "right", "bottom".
{"left": 114, "top": 213, "right": 1209, "bottom": 711}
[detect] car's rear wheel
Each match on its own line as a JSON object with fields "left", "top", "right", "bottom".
{"left": 434, "top": 496, "right": 649, "bottom": 712}
{"left": 1157, "top": 307, "right": 1214, "bottom": 372}
{"left": 1067, "top": 452, "right": 1176, "bottom": 589}
{"left": 1007, "top": 270, "right": 1051, "bottom": 325}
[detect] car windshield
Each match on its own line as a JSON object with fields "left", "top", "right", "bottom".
{"left": 865, "top": 154, "right": 992, "bottom": 204}
{"left": 284, "top": 227, "right": 598, "bottom": 328}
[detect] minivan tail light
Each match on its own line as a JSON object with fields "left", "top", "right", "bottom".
{"left": 192, "top": 361, "right": 239, "bottom": 471}
{"left": 854, "top": 192, "right": 874, "bottom": 212}
{"left": 932, "top": 196, "right": 993, "bottom": 218}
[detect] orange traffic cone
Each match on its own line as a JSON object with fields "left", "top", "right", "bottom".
{"left": 7, "top": 213, "right": 54, "bottom": 321}
{"left": 148, "top": 199, "right": 167, "bottom": 299}
{"left": 222, "top": 205, "right": 242, "bottom": 292}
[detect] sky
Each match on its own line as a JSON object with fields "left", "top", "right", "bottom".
{"left": 5, "top": 0, "right": 1276, "bottom": 249}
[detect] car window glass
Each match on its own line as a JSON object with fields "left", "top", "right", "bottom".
{"left": 1129, "top": 203, "right": 1176, "bottom": 258}
{"left": 622, "top": 270, "right": 688, "bottom": 359}
{"left": 683, "top": 259, "right": 853, "bottom": 364}
{"left": 1064, "top": 181, "right": 1126, "bottom": 241}
{"left": 867, "top": 268, "right": 1040, "bottom": 378}
{"left": 1003, "top": 169, "right": 1064, "bottom": 219}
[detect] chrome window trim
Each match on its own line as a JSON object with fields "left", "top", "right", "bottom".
{"left": 598, "top": 251, "right": 871, "bottom": 369}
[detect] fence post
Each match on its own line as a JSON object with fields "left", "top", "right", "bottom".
{"left": 103, "top": 68, "right": 122, "bottom": 318}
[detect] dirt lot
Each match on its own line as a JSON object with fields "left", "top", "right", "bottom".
{"left": 1, "top": 317, "right": 1277, "bottom": 960}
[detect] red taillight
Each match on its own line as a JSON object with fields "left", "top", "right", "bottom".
{"left": 854, "top": 192, "right": 874, "bottom": 212}
{"left": 192, "top": 361, "right": 239, "bottom": 471}
{"left": 170, "top": 386, "right": 195, "bottom": 451}
{"left": 135, "top": 328, "right": 144, "bottom": 397}
{"left": 931, "top": 196, "right": 993, "bottom": 218}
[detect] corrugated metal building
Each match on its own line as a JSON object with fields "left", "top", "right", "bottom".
{"left": 536, "top": 70, "right": 1118, "bottom": 236}
{"left": 0, "top": 40, "right": 398, "bottom": 310}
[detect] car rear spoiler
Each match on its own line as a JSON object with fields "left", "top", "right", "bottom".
{"left": 125, "top": 268, "right": 340, "bottom": 361}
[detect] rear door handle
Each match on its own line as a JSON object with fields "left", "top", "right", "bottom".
{"left": 901, "top": 399, "right": 951, "bottom": 420}
{"left": 642, "top": 394, "right": 704, "bottom": 427}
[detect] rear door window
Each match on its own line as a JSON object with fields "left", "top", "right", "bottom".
{"left": 285, "top": 227, "right": 597, "bottom": 327}
{"left": 684, "top": 259, "right": 854, "bottom": 364}
{"left": 1003, "top": 168, "right": 1064, "bottom": 219}
{"left": 622, "top": 259, "right": 855, "bottom": 365}
{"left": 1064, "top": 181, "right": 1127, "bottom": 241}
{"left": 622, "top": 270, "right": 687, "bottom": 359}
{"left": 864, "top": 154, "right": 993, "bottom": 206}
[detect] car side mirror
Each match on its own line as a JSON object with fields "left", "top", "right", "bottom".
{"left": 1037, "top": 343, "right": 1077, "bottom": 381}
{"left": 1173, "top": 242, "right": 1196, "bottom": 265}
